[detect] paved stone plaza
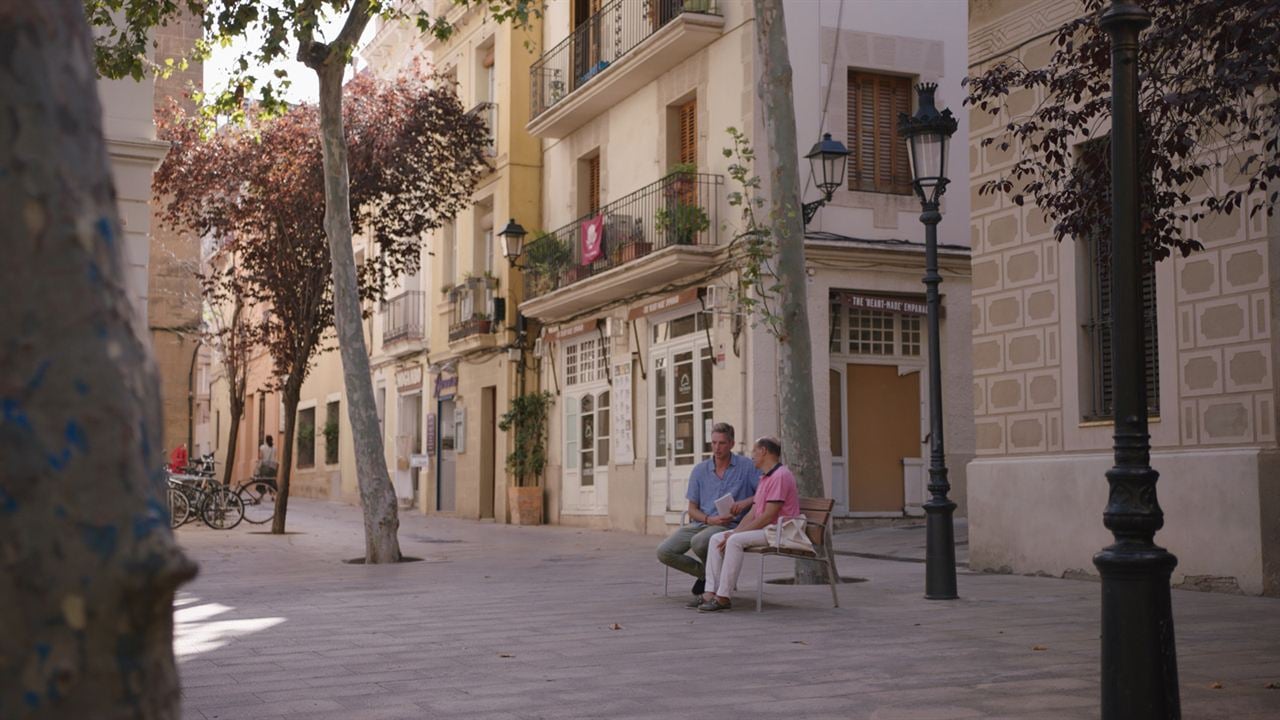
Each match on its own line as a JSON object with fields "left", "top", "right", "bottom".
{"left": 175, "top": 499, "right": 1280, "bottom": 720}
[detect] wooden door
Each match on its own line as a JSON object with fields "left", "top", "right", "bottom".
{"left": 846, "top": 363, "right": 920, "bottom": 513}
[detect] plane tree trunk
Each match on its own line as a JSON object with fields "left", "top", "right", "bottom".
{"left": 753, "top": 0, "right": 828, "bottom": 584}
{"left": 302, "top": 10, "right": 401, "bottom": 562}
{"left": 0, "top": 1, "right": 196, "bottom": 715}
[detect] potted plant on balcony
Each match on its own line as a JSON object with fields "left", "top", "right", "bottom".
{"left": 470, "top": 312, "right": 492, "bottom": 335}
{"left": 656, "top": 162, "right": 709, "bottom": 245}
{"left": 524, "top": 232, "right": 571, "bottom": 295}
{"left": 655, "top": 201, "right": 709, "bottom": 245}
{"left": 498, "top": 391, "right": 553, "bottom": 525}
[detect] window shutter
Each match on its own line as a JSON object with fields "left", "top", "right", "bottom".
{"left": 588, "top": 155, "right": 600, "bottom": 214}
{"left": 679, "top": 98, "right": 697, "bottom": 167}
{"left": 847, "top": 71, "right": 912, "bottom": 194}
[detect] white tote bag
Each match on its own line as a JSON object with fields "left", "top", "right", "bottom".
{"left": 764, "top": 517, "right": 815, "bottom": 553}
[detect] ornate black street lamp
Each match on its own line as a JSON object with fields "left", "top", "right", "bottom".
{"left": 1094, "top": 4, "right": 1180, "bottom": 718}
{"left": 499, "top": 217, "right": 528, "bottom": 266}
{"left": 802, "top": 133, "right": 850, "bottom": 226}
{"left": 898, "top": 82, "right": 958, "bottom": 600}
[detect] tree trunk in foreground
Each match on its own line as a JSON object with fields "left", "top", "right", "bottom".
{"left": 753, "top": 0, "right": 828, "bottom": 583}
{"left": 0, "top": 2, "right": 197, "bottom": 716}
{"left": 304, "top": 8, "right": 401, "bottom": 563}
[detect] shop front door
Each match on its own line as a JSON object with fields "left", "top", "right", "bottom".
{"left": 650, "top": 343, "right": 713, "bottom": 514}
{"left": 846, "top": 363, "right": 921, "bottom": 513}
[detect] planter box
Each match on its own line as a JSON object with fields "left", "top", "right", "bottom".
{"left": 562, "top": 265, "right": 593, "bottom": 284}
{"left": 508, "top": 486, "right": 543, "bottom": 525}
{"left": 620, "top": 241, "right": 653, "bottom": 263}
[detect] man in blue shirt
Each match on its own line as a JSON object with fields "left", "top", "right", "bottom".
{"left": 656, "top": 422, "right": 760, "bottom": 607}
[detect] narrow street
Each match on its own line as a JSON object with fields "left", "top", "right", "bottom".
{"left": 176, "top": 499, "right": 1280, "bottom": 719}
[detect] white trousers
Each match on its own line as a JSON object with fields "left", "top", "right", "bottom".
{"left": 705, "top": 528, "right": 770, "bottom": 597}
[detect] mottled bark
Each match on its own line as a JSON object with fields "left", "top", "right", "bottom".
{"left": 301, "top": 5, "right": 401, "bottom": 563}
{"left": 753, "top": 0, "right": 827, "bottom": 583}
{"left": 0, "top": 1, "right": 196, "bottom": 717}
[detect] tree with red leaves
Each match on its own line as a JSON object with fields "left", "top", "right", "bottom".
{"left": 155, "top": 69, "right": 488, "bottom": 537}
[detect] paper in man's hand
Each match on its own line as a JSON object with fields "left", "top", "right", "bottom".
{"left": 714, "top": 493, "right": 734, "bottom": 517}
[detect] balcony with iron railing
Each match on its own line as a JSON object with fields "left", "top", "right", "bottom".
{"left": 520, "top": 171, "right": 723, "bottom": 320}
{"left": 527, "top": 0, "right": 724, "bottom": 138}
{"left": 466, "top": 101, "right": 497, "bottom": 157}
{"left": 381, "top": 290, "right": 426, "bottom": 351}
{"left": 447, "top": 275, "right": 501, "bottom": 343}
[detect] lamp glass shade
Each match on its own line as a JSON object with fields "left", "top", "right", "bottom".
{"left": 906, "top": 129, "right": 948, "bottom": 192}
{"left": 805, "top": 133, "right": 850, "bottom": 197}
{"left": 498, "top": 218, "right": 527, "bottom": 263}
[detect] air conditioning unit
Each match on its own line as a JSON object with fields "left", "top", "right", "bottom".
{"left": 703, "top": 285, "right": 725, "bottom": 312}
{"left": 602, "top": 317, "right": 624, "bottom": 339}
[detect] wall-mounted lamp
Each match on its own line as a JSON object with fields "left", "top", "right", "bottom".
{"left": 802, "top": 133, "right": 850, "bottom": 226}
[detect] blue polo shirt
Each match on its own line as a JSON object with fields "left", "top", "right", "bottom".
{"left": 686, "top": 454, "right": 760, "bottom": 527}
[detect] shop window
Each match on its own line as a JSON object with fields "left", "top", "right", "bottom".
{"left": 829, "top": 301, "right": 924, "bottom": 358}
{"left": 901, "top": 315, "right": 922, "bottom": 356}
{"left": 564, "top": 336, "right": 609, "bottom": 387}
{"left": 568, "top": 389, "right": 610, "bottom": 485}
{"left": 848, "top": 308, "right": 895, "bottom": 355}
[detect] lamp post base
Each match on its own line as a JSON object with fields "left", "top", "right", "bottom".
{"left": 1094, "top": 543, "right": 1180, "bottom": 717}
{"left": 924, "top": 495, "right": 958, "bottom": 600}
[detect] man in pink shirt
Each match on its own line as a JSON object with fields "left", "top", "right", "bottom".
{"left": 698, "top": 436, "right": 800, "bottom": 611}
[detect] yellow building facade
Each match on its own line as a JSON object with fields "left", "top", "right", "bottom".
{"left": 363, "top": 3, "right": 543, "bottom": 520}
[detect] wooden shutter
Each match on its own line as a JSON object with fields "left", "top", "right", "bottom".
{"left": 847, "top": 70, "right": 912, "bottom": 194}
{"left": 678, "top": 98, "right": 697, "bottom": 167}
{"left": 588, "top": 155, "right": 600, "bottom": 214}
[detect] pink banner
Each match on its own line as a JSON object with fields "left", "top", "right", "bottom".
{"left": 580, "top": 215, "right": 604, "bottom": 264}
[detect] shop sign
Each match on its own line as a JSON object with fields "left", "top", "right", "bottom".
{"left": 545, "top": 318, "right": 600, "bottom": 342}
{"left": 396, "top": 364, "right": 423, "bottom": 390}
{"left": 409, "top": 454, "right": 431, "bottom": 468}
{"left": 425, "top": 413, "right": 436, "bottom": 456}
{"left": 628, "top": 287, "right": 699, "bottom": 320}
{"left": 434, "top": 369, "right": 458, "bottom": 400}
{"left": 613, "top": 363, "right": 633, "bottom": 465}
{"left": 836, "top": 292, "right": 935, "bottom": 317}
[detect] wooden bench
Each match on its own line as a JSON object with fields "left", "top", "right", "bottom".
{"left": 743, "top": 497, "right": 840, "bottom": 612}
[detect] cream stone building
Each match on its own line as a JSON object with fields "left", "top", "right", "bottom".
{"left": 518, "top": 0, "right": 972, "bottom": 534}
{"left": 362, "top": 2, "right": 543, "bottom": 519}
{"left": 96, "top": 9, "right": 205, "bottom": 458}
{"left": 966, "top": 0, "right": 1279, "bottom": 595}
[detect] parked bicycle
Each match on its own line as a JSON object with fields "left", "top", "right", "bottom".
{"left": 236, "top": 475, "right": 278, "bottom": 525}
{"left": 167, "top": 457, "right": 244, "bottom": 530}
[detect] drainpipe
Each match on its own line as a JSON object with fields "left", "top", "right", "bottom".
{"left": 187, "top": 339, "right": 200, "bottom": 453}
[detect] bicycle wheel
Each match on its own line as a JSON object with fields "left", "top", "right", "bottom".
{"left": 238, "top": 480, "right": 277, "bottom": 525}
{"left": 168, "top": 485, "right": 190, "bottom": 529}
{"left": 200, "top": 487, "right": 245, "bottom": 530}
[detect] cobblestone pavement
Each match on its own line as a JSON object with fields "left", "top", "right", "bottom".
{"left": 175, "top": 499, "right": 1280, "bottom": 720}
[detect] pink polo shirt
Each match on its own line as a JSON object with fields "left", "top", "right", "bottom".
{"left": 752, "top": 463, "right": 800, "bottom": 521}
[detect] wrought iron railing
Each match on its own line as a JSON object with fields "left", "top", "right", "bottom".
{"left": 447, "top": 276, "right": 498, "bottom": 342}
{"left": 466, "top": 101, "right": 497, "bottom": 156}
{"left": 529, "top": 0, "right": 721, "bottom": 121}
{"left": 523, "top": 171, "right": 723, "bottom": 300}
{"left": 382, "top": 291, "right": 425, "bottom": 343}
